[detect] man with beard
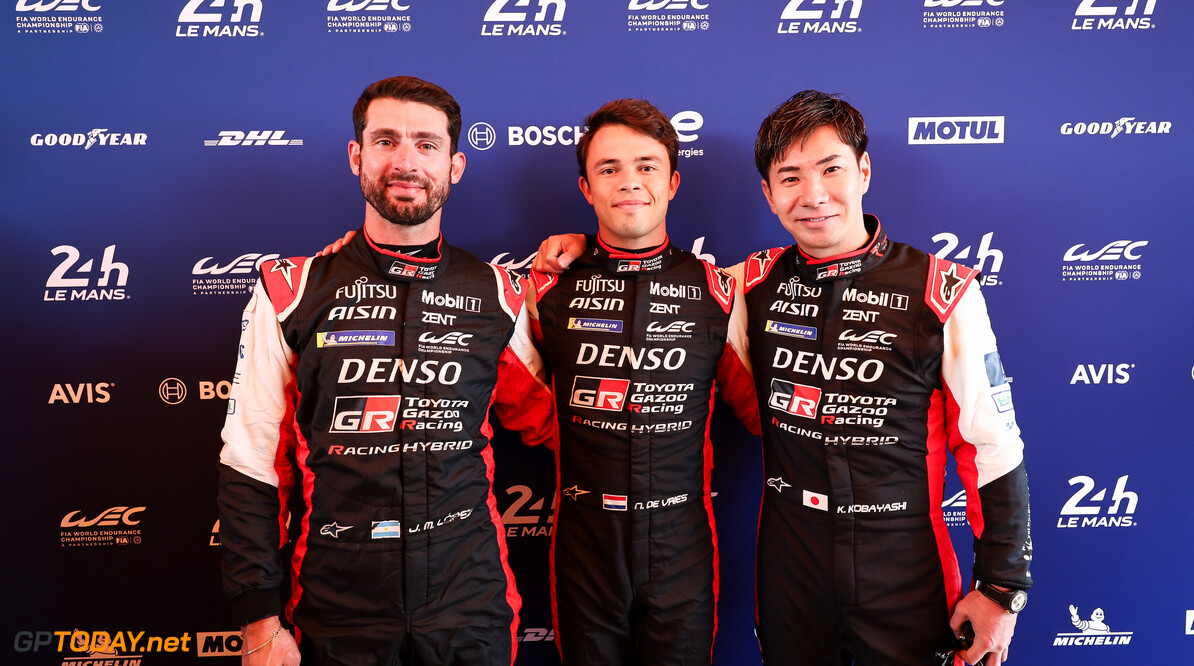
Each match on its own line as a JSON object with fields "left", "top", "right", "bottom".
{"left": 217, "top": 76, "right": 557, "bottom": 666}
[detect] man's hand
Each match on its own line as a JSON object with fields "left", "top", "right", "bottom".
{"left": 531, "top": 234, "right": 587, "bottom": 274}
{"left": 241, "top": 616, "right": 300, "bottom": 666}
{"left": 950, "top": 590, "right": 1019, "bottom": 664}
{"left": 317, "top": 229, "right": 356, "bottom": 257}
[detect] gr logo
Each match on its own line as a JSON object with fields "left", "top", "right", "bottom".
{"left": 570, "top": 376, "right": 630, "bottom": 412}
{"left": 330, "top": 395, "right": 401, "bottom": 433}
{"left": 768, "top": 379, "right": 822, "bottom": 419}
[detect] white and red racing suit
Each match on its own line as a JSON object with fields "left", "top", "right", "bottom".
{"left": 738, "top": 216, "right": 1032, "bottom": 665}
{"left": 217, "top": 228, "right": 555, "bottom": 665}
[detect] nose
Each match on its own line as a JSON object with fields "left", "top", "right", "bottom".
{"left": 390, "top": 142, "right": 418, "bottom": 173}
{"left": 798, "top": 176, "right": 828, "bottom": 208}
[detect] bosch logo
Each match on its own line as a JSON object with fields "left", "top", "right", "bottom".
{"left": 159, "top": 378, "right": 187, "bottom": 404}
{"left": 469, "top": 122, "right": 497, "bottom": 151}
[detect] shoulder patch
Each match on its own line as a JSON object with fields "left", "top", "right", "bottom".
{"left": 260, "top": 256, "right": 310, "bottom": 318}
{"left": 925, "top": 255, "right": 979, "bottom": 322}
{"left": 530, "top": 269, "right": 559, "bottom": 297}
{"left": 704, "top": 262, "right": 734, "bottom": 314}
{"left": 744, "top": 246, "right": 788, "bottom": 293}
{"left": 490, "top": 264, "right": 526, "bottom": 321}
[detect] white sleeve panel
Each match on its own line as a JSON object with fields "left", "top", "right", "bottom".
{"left": 941, "top": 284, "right": 1025, "bottom": 487}
{"left": 219, "top": 279, "right": 296, "bottom": 488}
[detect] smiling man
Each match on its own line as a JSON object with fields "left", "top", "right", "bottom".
{"left": 743, "top": 91, "right": 1032, "bottom": 666}
{"left": 217, "top": 76, "right": 556, "bottom": 666}
{"left": 526, "top": 99, "right": 758, "bottom": 666}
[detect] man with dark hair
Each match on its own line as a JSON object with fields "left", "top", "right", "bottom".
{"left": 536, "top": 91, "right": 1032, "bottom": 666}
{"left": 217, "top": 75, "right": 556, "bottom": 666}
{"left": 527, "top": 98, "right": 758, "bottom": 665}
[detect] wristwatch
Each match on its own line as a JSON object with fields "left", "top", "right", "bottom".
{"left": 978, "top": 583, "right": 1028, "bottom": 613}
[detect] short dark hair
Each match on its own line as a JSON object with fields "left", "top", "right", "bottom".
{"left": 754, "top": 90, "right": 868, "bottom": 179}
{"left": 353, "top": 76, "right": 462, "bottom": 154}
{"left": 576, "top": 99, "right": 679, "bottom": 179}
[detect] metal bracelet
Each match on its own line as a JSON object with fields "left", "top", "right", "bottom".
{"left": 243, "top": 628, "right": 282, "bottom": 656}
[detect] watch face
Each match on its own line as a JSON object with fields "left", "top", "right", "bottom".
{"left": 1009, "top": 590, "right": 1028, "bottom": 613}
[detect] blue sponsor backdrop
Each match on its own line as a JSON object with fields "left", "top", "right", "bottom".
{"left": 3, "top": 1, "right": 1192, "bottom": 664}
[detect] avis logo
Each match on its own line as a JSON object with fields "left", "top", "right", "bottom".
{"left": 1070, "top": 363, "right": 1132, "bottom": 385}
{"left": 768, "top": 379, "right": 822, "bottom": 419}
{"left": 1057, "top": 475, "right": 1137, "bottom": 528}
{"left": 43, "top": 244, "right": 129, "bottom": 302}
{"left": 204, "top": 130, "right": 302, "bottom": 147}
{"left": 777, "top": 0, "right": 861, "bottom": 34}
{"left": 176, "top": 0, "right": 263, "bottom": 38}
{"left": 481, "top": 0, "right": 566, "bottom": 36}
{"left": 932, "top": 232, "right": 1002, "bottom": 286}
{"left": 49, "top": 383, "right": 112, "bottom": 404}
{"left": 1072, "top": 0, "right": 1155, "bottom": 31}
{"left": 570, "top": 376, "right": 630, "bottom": 412}
{"left": 1062, "top": 240, "right": 1147, "bottom": 262}
{"left": 330, "top": 395, "right": 401, "bottom": 433}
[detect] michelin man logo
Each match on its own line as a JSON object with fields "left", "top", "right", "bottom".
{"left": 1054, "top": 604, "right": 1132, "bottom": 646}
{"left": 1070, "top": 605, "right": 1110, "bottom": 633}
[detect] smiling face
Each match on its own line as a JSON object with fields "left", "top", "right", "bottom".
{"left": 348, "top": 98, "right": 465, "bottom": 242}
{"left": 579, "top": 124, "right": 680, "bottom": 250}
{"left": 761, "top": 124, "right": 871, "bottom": 259}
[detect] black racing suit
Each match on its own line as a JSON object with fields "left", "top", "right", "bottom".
{"left": 528, "top": 235, "right": 758, "bottom": 666}
{"left": 217, "top": 229, "right": 555, "bottom": 665}
{"left": 738, "top": 217, "right": 1032, "bottom": 665}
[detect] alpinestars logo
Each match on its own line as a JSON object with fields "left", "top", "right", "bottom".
{"left": 932, "top": 232, "right": 1002, "bottom": 286}
{"left": 481, "top": 0, "right": 566, "bottom": 37}
{"left": 204, "top": 130, "right": 303, "bottom": 146}
{"left": 1055, "top": 605, "right": 1132, "bottom": 646}
{"left": 1072, "top": 0, "right": 1156, "bottom": 31}
{"left": 326, "top": 0, "right": 411, "bottom": 34}
{"left": 1061, "top": 240, "right": 1146, "bottom": 282}
{"left": 176, "top": 0, "right": 263, "bottom": 38}
{"left": 628, "top": 0, "right": 710, "bottom": 34}
{"left": 15, "top": 0, "right": 104, "bottom": 35}
{"left": 923, "top": 0, "right": 1004, "bottom": 30}
{"left": 777, "top": 0, "right": 862, "bottom": 34}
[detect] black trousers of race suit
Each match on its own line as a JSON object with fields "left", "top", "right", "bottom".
{"left": 291, "top": 521, "right": 518, "bottom": 666}
{"left": 554, "top": 500, "right": 717, "bottom": 666}
{"left": 755, "top": 493, "right": 957, "bottom": 666}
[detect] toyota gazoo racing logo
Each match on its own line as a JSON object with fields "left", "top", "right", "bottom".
{"left": 30, "top": 129, "right": 146, "bottom": 149}
{"left": 326, "top": 0, "right": 411, "bottom": 34}
{"left": 330, "top": 395, "right": 401, "bottom": 433}
{"left": 176, "top": 0, "right": 263, "bottom": 38}
{"left": 481, "top": 0, "right": 566, "bottom": 37}
{"left": 15, "top": 0, "right": 104, "bottom": 35}
{"left": 923, "top": 0, "right": 1005, "bottom": 30}
{"left": 1059, "top": 117, "right": 1171, "bottom": 137}
{"left": 1072, "top": 0, "right": 1156, "bottom": 31}
{"left": 777, "top": 0, "right": 861, "bottom": 34}
{"left": 908, "top": 116, "right": 1004, "bottom": 144}
{"left": 768, "top": 379, "right": 822, "bottom": 419}
{"left": 204, "top": 130, "right": 303, "bottom": 146}
{"left": 627, "top": 0, "right": 710, "bottom": 34}
{"left": 570, "top": 376, "right": 630, "bottom": 412}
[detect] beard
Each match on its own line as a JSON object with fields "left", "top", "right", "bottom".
{"left": 360, "top": 171, "right": 452, "bottom": 227}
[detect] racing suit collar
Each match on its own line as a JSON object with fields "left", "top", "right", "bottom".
{"left": 584, "top": 233, "right": 676, "bottom": 275}
{"left": 794, "top": 214, "right": 889, "bottom": 283}
{"left": 362, "top": 227, "right": 446, "bottom": 282}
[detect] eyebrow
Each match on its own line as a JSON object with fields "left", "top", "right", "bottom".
{"left": 366, "top": 128, "right": 446, "bottom": 143}
{"left": 594, "top": 155, "right": 663, "bottom": 169}
{"left": 775, "top": 153, "right": 844, "bottom": 173}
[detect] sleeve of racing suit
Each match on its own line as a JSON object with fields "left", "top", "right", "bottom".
{"left": 716, "top": 269, "right": 761, "bottom": 435}
{"left": 217, "top": 279, "right": 298, "bottom": 625}
{"left": 941, "top": 284, "right": 1033, "bottom": 590}
{"left": 492, "top": 275, "right": 558, "bottom": 450}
